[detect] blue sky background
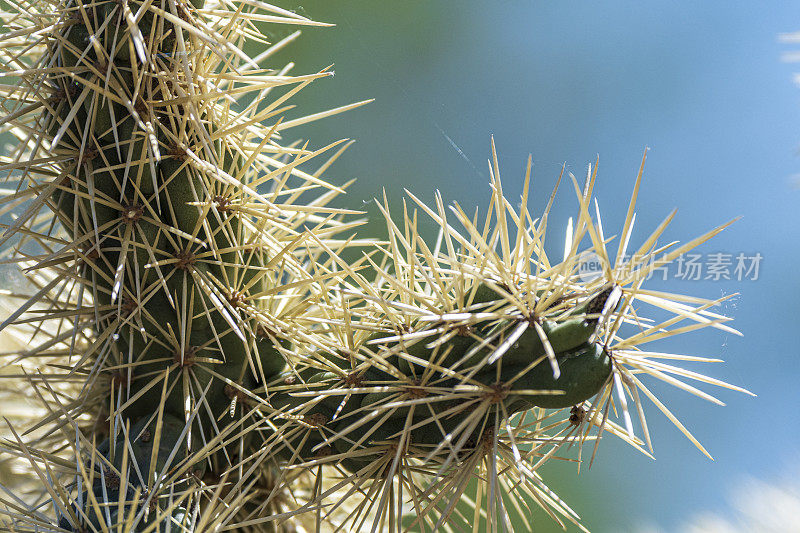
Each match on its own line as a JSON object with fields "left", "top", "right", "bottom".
{"left": 276, "top": 2, "right": 800, "bottom": 530}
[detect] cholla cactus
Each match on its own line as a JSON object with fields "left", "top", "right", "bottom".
{"left": 0, "top": 1, "right": 749, "bottom": 531}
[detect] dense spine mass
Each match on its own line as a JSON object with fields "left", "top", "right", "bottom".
{"left": 43, "top": 0, "right": 300, "bottom": 526}
{"left": 5, "top": 1, "right": 360, "bottom": 528}
{"left": 0, "top": 1, "right": 746, "bottom": 532}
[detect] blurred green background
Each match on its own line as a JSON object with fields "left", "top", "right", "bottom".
{"left": 265, "top": 1, "right": 800, "bottom": 531}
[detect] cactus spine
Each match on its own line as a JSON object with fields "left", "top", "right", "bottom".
{"left": 0, "top": 2, "right": 751, "bottom": 531}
